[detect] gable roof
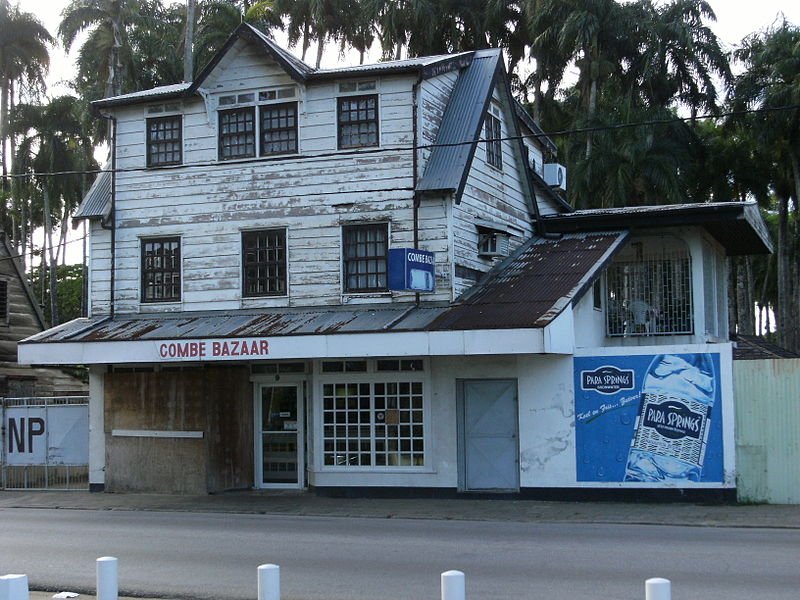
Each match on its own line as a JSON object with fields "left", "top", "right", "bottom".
{"left": 0, "top": 234, "right": 45, "bottom": 329}
{"left": 93, "top": 24, "right": 471, "bottom": 110}
{"left": 416, "top": 49, "right": 502, "bottom": 197}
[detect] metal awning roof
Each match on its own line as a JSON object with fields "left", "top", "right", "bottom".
{"left": 541, "top": 201, "right": 772, "bottom": 256}
{"left": 22, "top": 231, "right": 627, "bottom": 357}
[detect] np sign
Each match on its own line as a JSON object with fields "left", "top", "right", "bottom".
{"left": 3, "top": 405, "right": 88, "bottom": 466}
{"left": 388, "top": 248, "right": 436, "bottom": 293}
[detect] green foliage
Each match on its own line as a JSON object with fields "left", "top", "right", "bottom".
{"left": 30, "top": 263, "right": 86, "bottom": 326}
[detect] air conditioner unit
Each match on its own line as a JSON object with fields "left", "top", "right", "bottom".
{"left": 543, "top": 163, "right": 567, "bottom": 192}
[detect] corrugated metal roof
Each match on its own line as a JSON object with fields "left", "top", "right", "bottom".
{"left": 73, "top": 170, "right": 111, "bottom": 221}
{"left": 23, "top": 231, "right": 627, "bottom": 346}
{"left": 542, "top": 201, "right": 773, "bottom": 256}
{"left": 94, "top": 82, "right": 192, "bottom": 108}
{"left": 428, "top": 232, "right": 628, "bottom": 331}
{"left": 22, "top": 305, "right": 453, "bottom": 344}
{"left": 416, "top": 49, "right": 501, "bottom": 195}
{"left": 315, "top": 52, "right": 471, "bottom": 76}
{"left": 244, "top": 25, "right": 315, "bottom": 79}
{"left": 733, "top": 334, "right": 800, "bottom": 360}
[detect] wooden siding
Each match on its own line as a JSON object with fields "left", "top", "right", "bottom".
{"left": 90, "top": 41, "right": 554, "bottom": 315}
{"left": 0, "top": 247, "right": 42, "bottom": 362}
{"left": 452, "top": 86, "right": 534, "bottom": 297}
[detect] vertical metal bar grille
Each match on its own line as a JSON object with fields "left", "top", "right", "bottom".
{"left": 606, "top": 244, "right": 693, "bottom": 336}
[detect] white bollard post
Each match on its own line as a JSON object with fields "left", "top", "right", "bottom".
{"left": 441, "top": 570, "right": 465, "bottom": 600}
{"left": 645, "top": 577, "right": 671, "bottom": 600}
{"left": 257, "top": 564, "right": 280, "bottom": 600}
{"left": 0, "top": 574, "right": 29, "bottom": 600}
{"left": 96, "top": 557, "right": 118, "bottom": 600}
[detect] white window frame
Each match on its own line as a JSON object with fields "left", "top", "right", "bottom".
{"left": 336, "top": 79, "right": 381, "bottom": 150}
{"left": 315, "top": 358, "right": 431, "bottom": 473}
{"left": 216, "top": 86, "right": 300, "bottom": 161}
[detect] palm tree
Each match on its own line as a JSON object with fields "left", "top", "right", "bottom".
{"left": 732, "top": 20, "right": 800, "bottom": 350}
{"left": 10, "top": 96, "right": 96, "bottom": 325}
{"left": 0, "top": 0, "right": 52, "bottom": 234}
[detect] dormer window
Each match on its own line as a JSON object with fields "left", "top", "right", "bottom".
{"left": 218, "top": 86, "right": 299, "bottom": 160}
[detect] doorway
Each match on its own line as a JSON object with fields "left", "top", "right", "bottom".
{"left": 255, "top": 383, "right": 304, "bottom": 489}
{"left": 458, "top": 379, "right": 520, "bottom": 492}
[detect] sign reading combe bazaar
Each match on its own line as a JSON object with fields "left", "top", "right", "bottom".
{"left": 158, "top": 338, "right": 270, "bottom": 361}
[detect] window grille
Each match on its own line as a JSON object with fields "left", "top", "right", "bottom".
{"left": 606, "top": 240, "right": 693, "bottom": 336}
{"left": 146, "top": 115, "right": 182, "bottom": 167}
{"left": 141, "top": 237, "right": 181, "bottom": 302}
{"left": 219, "top": 107, "right": 256, "bottom": 160}
{"left": 343, "top": 224, "right": 388, "bottom": 292}
{"left": 322, "top": 380, "right": 424, "bottom": 467}
{"left": 338, "top": 95, "right": 379, "bottom": 149}
{"left": 242, "top": 229, "right": 287, "bottom": 297}
{"left": 0, "top": 279, "right": 7, "bottom": 322}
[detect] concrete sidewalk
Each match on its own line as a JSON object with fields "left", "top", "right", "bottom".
{"left": 2, "top": 489, "right": 800, "bottom": 529}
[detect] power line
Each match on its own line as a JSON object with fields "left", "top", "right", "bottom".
{"left": 4, "top": 103, "right": 799, "bottom": 181}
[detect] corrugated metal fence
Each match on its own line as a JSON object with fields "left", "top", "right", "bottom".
{"left": 0, "top": 396, "right": 89, "bottom": 490}
{"left": 735, "top": 359, "right": 800, "bottom": 504}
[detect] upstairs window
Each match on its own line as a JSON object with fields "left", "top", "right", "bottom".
{"left": 242, "top": 229, "right": 287, "bottom": 297}
{"left": 218, "top": 86, "right": 299, "bottom": 161}
{"left": 141, "top": 237, "right": 181, "bottom": 303}
{"left": 260, "top": 102, "right": 298, "bottom": 156}
{"left": 606, "top": 238, "right": 693, "bottom": 337}
{"left": 343, "top": 223, "right": 388, "bottom": 293}
{"left": 219, "top": 107, "right": 256, "bottom": 160}
{"left": 338, "top": 94, "right": 379, "bottom": 149}
{"left": 146, "top": 115, "right": 182, "bottom": 167}
{"left": 485, "top": 104, "right": 503, "bottom": 170}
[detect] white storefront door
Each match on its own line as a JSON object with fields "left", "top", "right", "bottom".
{"left": 255, "top": 383, "right": 304, "bottom": 489}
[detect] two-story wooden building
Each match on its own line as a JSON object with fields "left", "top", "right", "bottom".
{"left": 19, "top": 25, "right": 771, "bottom": 498}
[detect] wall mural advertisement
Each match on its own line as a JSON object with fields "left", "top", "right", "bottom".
{"left": 574, "top": 353, "right": 723, "bottom": 483}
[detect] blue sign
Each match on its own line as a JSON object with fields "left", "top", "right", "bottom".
{"left": 574, "top": 353, "right": 723, "bottom": 484}
{"left": 388, "top": 248, "right": 436, "bottom": 293}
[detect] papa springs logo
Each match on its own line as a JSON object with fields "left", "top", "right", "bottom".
{"left": 580, "top": 365, "right": 636, "bottom": 395}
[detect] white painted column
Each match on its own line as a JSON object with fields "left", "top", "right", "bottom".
{"left": 257, "top": 564, "right": 280, "bottom": 600}
{"left": 441, "top": 570, "right": 465, "bottom": 600}
{"left": 96, "top": 556, "right": 118, "bottom": 600}
{"left": 645, "top": 577, "right": 671, "bottom": 600}
{"left": 89, "top": 366, "right": 106, "bottom": 489}
{"left": 0, "top": 574, "right": 28, "bottom": 600}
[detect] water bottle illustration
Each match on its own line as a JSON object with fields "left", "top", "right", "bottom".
{"left": 624, "top": 354, "right": 715, "bottom": 482}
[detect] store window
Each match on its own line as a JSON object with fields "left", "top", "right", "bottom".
{"left": 146, "top": 115, "right": 182, "bottom": 167}
{"left": 141, "top": 237, "right": 181, "bottom": 303}
{"left": 322, "top": 379, "right": 424, "bottom": 468}
{"left": 606, "top": 237, "right": 693, "bottom": 336}
{"left": 0, "top": 279, "right": 8, "bottom": 323}
{"left": 242, "top": 229, "right": 287, "bottom": 297}
{"left": 342, "top": 223, "right": 388, "bottom": 293}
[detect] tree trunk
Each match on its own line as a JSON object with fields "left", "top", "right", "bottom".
{"left": 776, "top": 193, "right": 789, "bottom": 348}
{"left": 301, "top": 22, "right": 310, "bottom": 61}
{"left": 315, "top": 35, "right": 325, "bottom": 69}
{"left": 184, "top": 0, "right": 197, "bottom": 82}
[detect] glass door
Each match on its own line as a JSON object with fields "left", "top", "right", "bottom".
{"left": 257, "top": 384, "right": 303, "bottom": 488}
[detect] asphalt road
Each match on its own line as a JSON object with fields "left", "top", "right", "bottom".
{"left": 1, "top": 508, "right": 798, "bottom": 600}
